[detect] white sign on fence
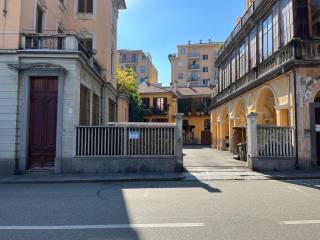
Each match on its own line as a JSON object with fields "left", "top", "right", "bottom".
{"left": 129, "top": 131, "right": 140, "bottom": 140}
{"left": 316, "top": 125, "right": 320, "bottom": 132}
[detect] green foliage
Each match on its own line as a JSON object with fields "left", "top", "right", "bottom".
{"left": 116, "top": 67, "right": 144, "bottom": 122}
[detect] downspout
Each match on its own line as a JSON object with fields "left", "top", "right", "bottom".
{"left": 2, "top": 0, "right": 7, "bottom": 48}
{"left": 2, "top": 0, "right": 7, "bottom": 16}
{"left": 293, "top": 69, "right": 299, "bottom": 169}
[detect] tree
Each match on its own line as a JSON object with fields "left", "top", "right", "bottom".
{"left": 116, "top": 67, "right": 144, "bottom": 122}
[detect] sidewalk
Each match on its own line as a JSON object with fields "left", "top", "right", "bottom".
{"left": 183, "top": 169, "right": 320, "bottom": 181}
{"left": 0, "top": 170, "right": 319, "bottom": 184}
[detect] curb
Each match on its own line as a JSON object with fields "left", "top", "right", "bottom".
{"left": 0, "top": 174, "right": 185, "bottom": 184}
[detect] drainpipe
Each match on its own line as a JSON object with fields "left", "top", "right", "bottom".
{"left": 293, "top": 69, "right": 299, "bottom": 169}
{"left": 2, "top": 0, "right": 7, "bottom": 16}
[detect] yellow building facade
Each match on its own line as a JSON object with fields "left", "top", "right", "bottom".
{"left": 211, "top": 0, "right": 320, "bottom": 169}
{"left": 138, "top": 83, "right": 177, "bottom": 123}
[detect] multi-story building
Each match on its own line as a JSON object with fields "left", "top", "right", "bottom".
{"left": 169, "top": 41, "right": 222, "bottom": 88}
{"left": 116, "top": 50, "right": 158, "bottom": 84}
{"left": 176, "top": 87, "right": 212, "bottom": 145}
{"left": 0, "top": 0, "right": 126, "bottom": 175}
{"left": 139, "top": 82, "right": 177, "bottom": 123}
{"left": 210, "top": 0, "right": 320, "bottom": 170}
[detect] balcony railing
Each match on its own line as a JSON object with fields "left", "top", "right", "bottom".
{"left": 188, "top": 52, "right": 201, "bottom": 58}
{"left": 20, "top": 33, "right": 104, "bottom": 77}
{"left": 188, "top": 76, "right": 201, "bottom": 82}
{"left": 188, "top": 64, "right": 201, "bottom": 70}
{"left": 119, "top": 59, "right": 138, "bottom": 64}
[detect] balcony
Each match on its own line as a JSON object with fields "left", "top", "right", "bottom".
{"left": 212, "top": 39, "right": 320, "bottom": 108}
{"left": 178, "top": 98, "right": 210, "bottom": 116}
{"left": 188, "top": 64, "right": 201, "bottom": 70}
{"left": 20, "top": 33, "right": 104, "bottom": 78}
{"left": 119, "top": 59, "right": 138, "bottom": 64}
{"left": 188, "top": 76, "right": 201, "bottom": 82}
{"left": 188, "top": 52, "right": 201, "bottom": 58}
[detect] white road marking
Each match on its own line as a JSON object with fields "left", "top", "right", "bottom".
{"left": 280, "top": 220, "right": 320, "bottom": 225}
{"left": 0, "top": 223, "right": 205, "bottom": 230}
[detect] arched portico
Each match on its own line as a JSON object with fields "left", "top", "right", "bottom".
{"left": 255, "top": 87, "right": 277, "bottom": 125}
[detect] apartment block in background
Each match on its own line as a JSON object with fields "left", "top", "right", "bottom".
{"left": 116, "top": 50, "right": 158, "bottom": 84}
{"left": 169, "top": 41, "right": 222, "bottom": 88}
{"left": 0, "top": 0, "right": 126, "bottom": 175}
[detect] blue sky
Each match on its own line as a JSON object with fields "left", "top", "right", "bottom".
{"left": 118, "top": 0, "right": 245, "bottom": 86}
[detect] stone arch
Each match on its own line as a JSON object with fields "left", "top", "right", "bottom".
{"left": 255, "top": 86, "right": 277, "bottom": 125}
{"left": 303, "top": 78, "right": 320, "bottom": 104}
{"left": 216, "top": 106, "right": 230, "bottom": 150}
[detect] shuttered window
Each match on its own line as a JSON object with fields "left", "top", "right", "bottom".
{"left": 78, "top": 0, "right": 93, "bottom": 13}
{"left": 92, "top": 93, "right": 100, "bottom": 125}
{"left": 79, "top": 84, "right": 91, "bottom": 125}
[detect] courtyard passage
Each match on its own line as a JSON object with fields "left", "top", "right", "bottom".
{"left": 183, "top": 145, "right": 247, "bottom": 170}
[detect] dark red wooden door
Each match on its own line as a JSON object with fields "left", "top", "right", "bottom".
{"left": 201, "top": 131, "right": 212, "bottom": 145}
{"left": 28, "top": 77, "right": 58, "bottom": 169}
{"left": 316, "top": 107, "right": 320, "bottom": 165}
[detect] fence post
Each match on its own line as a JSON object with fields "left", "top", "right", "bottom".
{"left": 246, "top": 112, "right": 258, "bottom": 169}
{"left": 175, "top": 113, "right": 184, "bottom": 171}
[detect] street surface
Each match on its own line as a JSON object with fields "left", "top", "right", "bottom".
{"left": 0, "top": 179, "right": 319, "bottom": 240}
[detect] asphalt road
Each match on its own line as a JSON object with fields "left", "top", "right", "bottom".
{"left": 0, "top": 179, "right": 319, "bottom": 240}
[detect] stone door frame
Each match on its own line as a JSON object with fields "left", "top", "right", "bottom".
{"left": 309, "top": 102, "right": 320, "bottom": 166}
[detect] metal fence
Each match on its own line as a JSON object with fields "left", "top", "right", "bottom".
{"left": 75, "top": 123, "right": 177, "bottom": 157}
{"left": 257, "top": 125, "right": 295, "bottom": 157}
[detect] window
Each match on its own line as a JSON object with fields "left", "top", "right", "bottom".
{"left": 78, "top": 0, "right": 93, "bottom": 13}
{"left": 79, "top": 84, "right": 90, "bottom": 125}
{"left": 92, "top": 93, "right": 100, "bottom": 125}
{"left": 140, "top": 66, "right": 145, "bottom": 73}
{"left": 280, "top": 0, "right": 293, "bottom": 45}
{"left": 203, "top": 54, "right": 208, "bottom": 60}
{"left": 203, "top": 79, "right": 210, "bottom": 86}
{"left": 132, "top": 54, "right": 137, "bottom": 63}
{"left": 262, "top": 14, "right": 273, "bottom": 59}
{"left": 204, "top": 119, "right": 211, "bottom": 131}
{"left": 142, "top": 98, "right": 150, "bottom": 108}
{"left": 79, "top": 38, "right": 93, "bottom": 53}
{"left": 153, "top": 97, "right": 168, "bottom": 111}
{"left": 231, "top": 51, "right": 236, "bottom": 82}
{"left": 296, "top": 0, "right": 309, "bottom": 39}
{"left": 239, "top": 40, "right": 248, "bottom": 77}
{"left": 178, "top": 72, "right": 184, "bottom": 80}
{"left": 132, "top": 66, "right": 137, "bottom": 72}
{"left": 109, "top": 99, "right": 116, "bottom": 122}
{"left": 36, "top": 6, "right": 44, "bottom": 33}
{"left": 249, "top": 29, "right": 257, "bottom": 69}
{"left": 203, "top": 67, "right": 209, "bottom": 73}
{"left": 179, "top": 47, "right": 186, "bottom": 55}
